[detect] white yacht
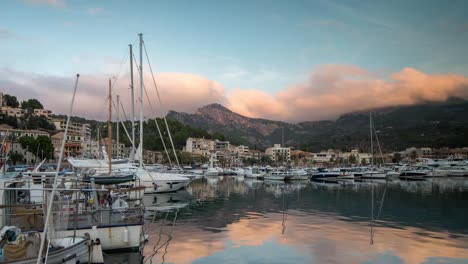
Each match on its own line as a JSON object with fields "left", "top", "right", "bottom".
{"left": 67, "top": 158, "right": 190, "bottom": 193}
{"left": 264, "top": 170, "right": 286, "bottom": 181}
{"left": 244, "top": 166, "right": 265, "bottom": 179}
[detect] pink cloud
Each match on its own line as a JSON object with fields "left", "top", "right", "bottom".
{"left": 0, "top": 69, "right": 225, "bottom": 120}
{"left": 227, "top": 65, "right": 468, "bottom": 122}
{"left": 1, "top": 65, "right": 467, "bottom": 123}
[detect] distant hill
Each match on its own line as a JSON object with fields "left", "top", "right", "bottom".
{"left": 166, "top": 98, "right": 468, "bottom": 152}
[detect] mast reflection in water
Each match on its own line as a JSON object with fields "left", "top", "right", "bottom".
{"left": 138, "top": 177, "right": 468, "bottom": 264}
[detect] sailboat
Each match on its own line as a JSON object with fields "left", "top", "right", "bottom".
{"left": 69, "top": 33, "right": 190, "bottom": 194}
{"left": 362, "top": 112, "right": 387, "bottom": 180}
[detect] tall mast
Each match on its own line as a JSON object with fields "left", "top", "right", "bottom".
{"left": 116, "top": 94, "right": 120, "bottom": 158}
{"left": 108, "top": 78, "right": 112, "bottom": 174}
{"left": 370, "top": 112, "right": 373, "bottom": 168}
{"left": 139, "top": 33, "right": 143, "bottom": 168}
{"left": 129, "top": 44, "right": 135, "bottom": 160}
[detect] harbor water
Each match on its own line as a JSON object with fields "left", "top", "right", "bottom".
{"left": 118, "top": 177, "right": 468, "bottom": 264}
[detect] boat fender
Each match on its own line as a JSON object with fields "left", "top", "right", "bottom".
{"left": 90, "top": 239, "right": 104, "bottom": 264}
{"left": 123, "top": 228, "right": 129, "bottom": 244}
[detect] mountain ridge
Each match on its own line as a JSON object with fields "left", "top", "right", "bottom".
{"left": 167, "top": 98, "right": 468, "bottom": 151}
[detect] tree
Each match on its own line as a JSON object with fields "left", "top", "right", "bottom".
{"left": 348, "top": 154, "right": 357, "bottom": 164}
{"left": 21, "top": 99, "right": 44, "bottom": 111}
{"left": 410, "top": 150, "right": 418, "bottom": 160}
{"left": 3, "top": 94, "right": 19, "bottom": 108}
{"left": 22, "top": 115, "right": 55, "bottom": 130}
{"left": 260, "top": 156, "right": 272, "bottom": 165}
{"left": 10, "top": 152, "right": 24, "bottom": 165}
{"left": 0, "top": 113, "right": 18, "bottom": 128}
{"left": 392, "top": 152, "right": 402, "bottom": 163}
{"left": 361, "top": 158, "right": 367, "bottom": 165}
{"left": 18, "top": 135, "right": 54, "bottom": 161}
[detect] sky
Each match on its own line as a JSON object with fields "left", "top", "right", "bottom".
{"left": 1, "top": 0, "right": 468, "bottom": 122}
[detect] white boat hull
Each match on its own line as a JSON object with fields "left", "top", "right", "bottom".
{"left": 264, "top": 175, "right": 285, "bottom": 181}
{"left": 1, "top": 237, "right": 90, "bottom": 264}
{"left": 56, "top": 225, "right": 143, "bottom": 252}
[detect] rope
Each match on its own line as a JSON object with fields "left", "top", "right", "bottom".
{"left": 111, "top": 99, "right": 136, "bottom": 150}
{"left": 370, "top": 184, "right": 375, "bottom": 245}
{"left": 142, "top": 41, "right": 180, "bottom": 168}
{"left": 372, "top": 117, "right": 385, "bottom": 165}
{"left": 132, "top": 51, "right": 173, "bottom": 166}
{"left": 37, "top": 74, "right": 80, "bottom": 264}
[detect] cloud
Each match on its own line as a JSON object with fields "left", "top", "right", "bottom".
{"left": 87, "top": 7, "right": 102, "bottom": 15}
{"left": 2, "top": 65, "right": 467, "bottom": 122}
{"left": 22, "top": 0, "right": 65, "bottom": 7}
{"left": 0, "top": 69, "right": 225, "bottom": 120}
{"left": 227, "top": 65, "right": 468, "bottom": 122}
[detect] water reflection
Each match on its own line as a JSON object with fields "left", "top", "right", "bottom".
{"left": 141, "top": 176, "right": 468, "bottom": 264}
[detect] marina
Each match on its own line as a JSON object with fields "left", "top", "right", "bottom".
{"left": 2, "top": 1, "right": 468, "bottom": 262}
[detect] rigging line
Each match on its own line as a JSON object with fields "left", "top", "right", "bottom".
{"left": 142, "top": 41, "right": 180, "bottom": 168}
{"left": 111, "top": 45, "right": 131, "bottom": 92}
{"left": 370, "top": 184, "right": 375, "bottom": 245}
{"left": 132, "top": 51, "right": 173, "bottom": 167}
{"left": 111, "top": 99, "right": 136, "bottom": 150}
{"left": 37, "top": 74, "right": 80, "bottom": 264}
{"left": 372, "top": 117, "right": 385, "bottom": 165}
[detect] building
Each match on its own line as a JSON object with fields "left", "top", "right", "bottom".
{"left": 101, "top": 138, "right": 126, "bottom": 158}
{"left": 51, "top": 131, "right": 84, "bottom": 159}
{"left": 1, "top": 106, "right": 25, "bottom": 118}
{"left": 313, "top": 151, "right": 336, "bottom": 163}
{"left": 340, "top": 149, "right": 372, "bottom": 165}
{"left": 184, "top": 137, "right": 215, "bottom": 156}
{"left": 214, "top": 140, "right": 230, "bottom": 152}
{"left": 235, "top": 145, "right": 249, "bottom": 157}
{"left": 143, "top": 150, "right": 164, "bottom": 164}
{"left": 52, "top": 118, "right": 91, "bottom": 138}
{"left": 0, "top": 124, "right": 50, "bottom": 139}
{"left": 265, "top": 144, "right": 291, "bottom": 163}
{"left": 34, "top": 109, "right": 53, "bottom": 119}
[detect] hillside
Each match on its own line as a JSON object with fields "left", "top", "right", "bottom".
{"left": 167, "top": 99, "right": 468, "bottom": 152}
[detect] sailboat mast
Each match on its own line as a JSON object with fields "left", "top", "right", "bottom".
{"left": 139, "top": 33, "right": 143, "bottom": 168}
{"left": 116, "top": 94, "right": 120, "bottom": 158}
{"left": 108, "top": 79, "right": 112, "bottom": 174}
{"left": 370, "top": 112, "right": 373, "bottom": 168}
{"left": 129, "top": 44, "right": 135, "bottom": 159}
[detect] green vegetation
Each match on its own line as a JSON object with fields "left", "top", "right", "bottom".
{"left": 3, "top": 94, "right": 19, "bottom": 108}
{"left": 169, "top": 99, "right": 468, "bottom": 153}
{"left": 18, "top": 135, "right": 55, "bottom": 160}
{"left": 9, "top": 152, "right": 24, "bottom": 165}
{"left": 0, "top": 113, "right": 18, "bottom": 127}
{"left": 1, "top": 94, "right": 55, "bottom": 131}
{"left": 21, "top": 99, "right": 43, "bottom": 110}
{"left": 83, "top": 117, "right": 226, "bottom": 153}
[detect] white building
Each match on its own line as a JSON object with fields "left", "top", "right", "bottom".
{"left": 52, "top": 118, "right": 91, "bottom": 138}
{"left": 1, "top": 106, "right": 25, "bottom": 118}
{"left": 235, "top": 145, "right": 249, "bottom": 156}
{"left": 340, "top": 149, "right": 372, "bottom": 164}
{"left": 265, "top": 144, "right": 291, "bottom": 163}
{"left": 313, "top": 152, "right": 336, "bottom": 163}
{"left": 34, "top": 109, "right": 53, "bottom": 119}
{"left": 185, "top": 137, "right": 215, "bottom": 156}
{"left": 0, "top": 124, "right": 49, "bottom": 139}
